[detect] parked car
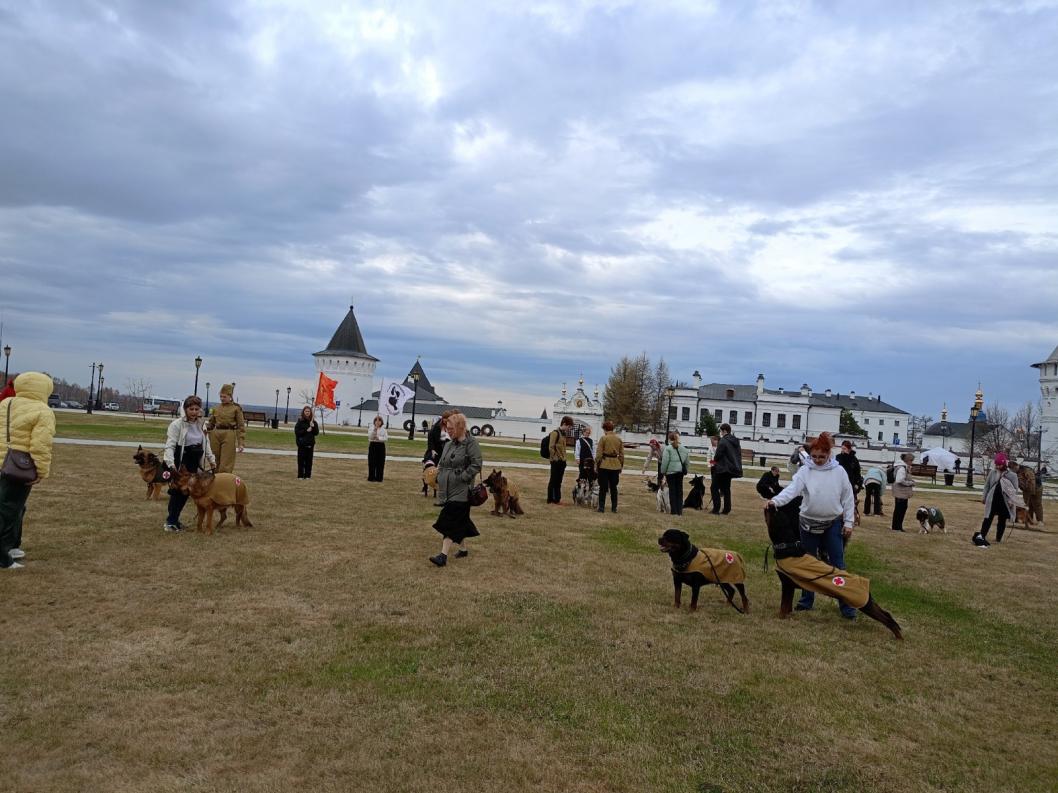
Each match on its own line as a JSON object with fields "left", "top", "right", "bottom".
{"left": 104, "top": 402, "right": 121, "bottom": 411}
{"left": 66, "top": 400, "right": 82, "bottom": 409}
{"left": 47, "top": 394, "right": 61, "bottom": 408}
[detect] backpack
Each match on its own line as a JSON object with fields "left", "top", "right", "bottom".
{"left": 885, "top": 463, "right": 896, "bottom": 484}
{"left": 540, "top": 430, "right": 556, "bottom": 459}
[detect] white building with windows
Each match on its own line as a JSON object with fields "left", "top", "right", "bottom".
{"left": 665, "top": 372, "right": 911, "bottom": 447}
{"left": 1032, "top": 343, "right": 1058, "bottom": 468}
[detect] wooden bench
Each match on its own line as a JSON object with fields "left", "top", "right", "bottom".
{"left": 910, "top": 463, "right": 938, "bottom": 484}
{"left": 740, "top": 448, "right": 756, "bottom": 465}
{"left": 242, "top": 410, "right": 269, "bottom": 426}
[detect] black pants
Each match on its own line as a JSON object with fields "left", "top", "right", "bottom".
{"left": 0, "top": 476, "right": 31, "bottom": 567}
{"left": 981, "top": 496, "right": 1010, "bottom": 542}
{"left": 892, "top": 498, "right": 909, "bottom": 531}
{"left": 297, "top": 446, "right": 314, "bottom": 478}
{"left": 166, "top": 444, "right": 203, "bottom": 526}
{"left": 547, "top": 460, "right": 567, "bottom": 503}
{"left": 864, "top": 483, "right": 883, "bottom": 515}
{"left": 666, "top": 473, "right": 685, "bottom": 515}
{"left": 710, "top": 472, "right": 733, "bottom": 513}
{"left": 367, "top": 441, "right": 386, "bottom": 481}
{"left": 598, "top": 468, "right": 620, "bottom": 511}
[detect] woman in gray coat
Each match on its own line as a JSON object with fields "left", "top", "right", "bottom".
{"left": 429, "top": 412, "right": 483, "bottom": 567}
{"left": 974, "top": 452, "right": 1019, "bottom": 547}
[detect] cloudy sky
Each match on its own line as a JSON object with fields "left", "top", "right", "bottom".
{"left": 2, "top": 0, "right": 1056, "bottom": 419}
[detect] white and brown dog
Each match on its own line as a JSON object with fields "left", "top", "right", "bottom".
{"left": 646, "top": 477, "right": 670, "bottom": 513}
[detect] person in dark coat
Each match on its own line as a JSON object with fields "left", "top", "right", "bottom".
{"left": 710, "top": 423, "right": 742, "bottom": 514}
{"left": 426, "top": 410, "right": 455, "bottom": 464}
{"left": 429, "top": 412, "right": 483, "bottom": 567}
{"left": 835, "top": 441, "right": 863, "bottom": 492}
{"left": 756, "top": 466, "right": 783, "bottom": 499}
{"left": 293, "top": 406, "right": 319, "bottom": 479}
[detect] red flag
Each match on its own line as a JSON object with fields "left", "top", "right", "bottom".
{"left": 315, "top": 372, "right": 338, "bottom": 410}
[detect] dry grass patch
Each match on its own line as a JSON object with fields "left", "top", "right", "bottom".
{"left": 2, "top": 445, "right": 1057, "bottom": 792}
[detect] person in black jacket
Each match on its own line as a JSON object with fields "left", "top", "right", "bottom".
{"left": 835, "top": 440, "right": 863, "bottom": 523}
{"left": 294, "top": 406, "right": 319, "bottom": 479}
{"left": 756, "top": 466, "right": 783, "bottom": 499}
{"left": 426, "top": 410, "right": 455, "bottom": 464}
{"left": 710, "top": 423, "right": 743, "bottom": 514}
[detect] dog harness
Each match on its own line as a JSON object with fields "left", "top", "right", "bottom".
{"left": 774, "top": 554, "right": 870, "bottom": 609}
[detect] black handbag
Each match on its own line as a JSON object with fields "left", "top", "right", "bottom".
{"left": 467, "top": 478, "right": 488, "bottom": 507}
{"left": 2, "top": 400, "right": 38, "bottom": 484}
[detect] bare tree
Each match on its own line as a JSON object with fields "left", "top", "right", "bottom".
{"left": 126, "top": 378, "right": 154, "bottom": 421}
{"left": 976, "top": 401, "right": 1011, "bottom": 461}
{"left": 648, "top": 357, "right": 672, "bottom": 433}
{"left": 1010, "top": 401, "right": 1041, "bottom": 458}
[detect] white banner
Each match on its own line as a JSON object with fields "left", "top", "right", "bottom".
{"left": 378, "top": 379, "right": 416, "bottom": 417}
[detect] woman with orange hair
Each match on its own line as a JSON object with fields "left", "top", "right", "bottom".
{"left": 766, "top": 432, "right": 857, "bottom": 619}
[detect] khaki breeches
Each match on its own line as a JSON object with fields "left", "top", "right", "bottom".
{"left": 210, "top": 430, "right": 238, "bottom": 474}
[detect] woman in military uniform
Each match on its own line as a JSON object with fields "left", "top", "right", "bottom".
{"left": 206, "top": 384, "right": 245, "bottom": 474}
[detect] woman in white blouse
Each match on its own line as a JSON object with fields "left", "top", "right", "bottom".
{"left": 367, "top": 415, "right": 388, "bottom": 482}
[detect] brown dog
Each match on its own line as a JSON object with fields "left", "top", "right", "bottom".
{"left": 174, "top": 467, "right": 253, "bottom": 534}
{"left": 132, "top": 445, "right": 172, "bottom": 500}
{"left": 483, "top": 469, "right": 524, "bottom": 518}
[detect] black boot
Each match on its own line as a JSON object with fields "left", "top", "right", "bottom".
{"left": 429, "top": 553, "right": 448, "bottom": 567}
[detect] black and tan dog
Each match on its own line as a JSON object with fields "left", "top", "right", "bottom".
{"left": 764, "top": 501, "right": 902, "bottom": 639}
{"left": 132, "top": 445, "right": 172, "bottom": 500}
{"left": 173, "top": 467, "right": 253, "bottom": 535}
{"left": 683, "top": 474, "right": 706, "bottom": 510}
{"left": 484, "top": 469, "right": 524, "bottom": 518}
{"left": 658, "top": 528, "right": 750, "bottom": 613}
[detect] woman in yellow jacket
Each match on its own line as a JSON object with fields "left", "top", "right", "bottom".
{"left": 0, "top": 372, "right": 56, "bottom": 569}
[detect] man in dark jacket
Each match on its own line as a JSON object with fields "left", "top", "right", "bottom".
{"left": 710, "top": 423, "right": 742, "bottom": 514}
{"left": 756, "top": 466, "right": 783, "bottom": 499}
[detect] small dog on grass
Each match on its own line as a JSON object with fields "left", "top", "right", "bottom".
{"left": 683, "top": 474, "right": 706, "bottom": 510}
{"left": 484, "top": 469, "right": 524, "bottom": 518}
{"left": 132, "top": 445, "right": 172, "bottom": 500}
{"left": 657, "top": 528, "right": 750, "bottom": 613}
{"left": 174, "top": 467, "right": 253, "bottom": 535}
{"left": 572, "top": 478, "right": 600, "bottom": 508}
{"left": 764, "top": 501, "right": 902, "bottom": 639}
{"left": 915, "top": 506, "right": 946, "bottom": 534}
{"left": 647, "top": 477, "right": 670, "bottom": 513}
{"left": 422, "top": 459, "right": 438, "bottom": 498}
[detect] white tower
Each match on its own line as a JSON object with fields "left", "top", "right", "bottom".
{"left": 313, "top": 303, "right": 378, "bottom": 425}
{"left": 1032, "top": 343, "right": 1058, "bottom": 468}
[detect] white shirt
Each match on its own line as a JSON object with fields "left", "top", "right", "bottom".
{"left": 370, "top": 426, "right": 388, "bottom": 442}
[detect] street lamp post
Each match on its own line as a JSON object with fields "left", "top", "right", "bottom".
{"left": 939, "top": 403, "right": 950, "bottom": 449}
{"left": 194, "top": 356, "right": 202, "bottom": 396}
{"left": 273, "top": 389, "right": 280, "bottom": 428}
{"left": 205, "top": 382, "right": 211, "bottom": 414}
{"left": 285, "top": 386, "right": 291, "bottom": 424}
{"left": 358, "top": 397, "right": 365, "bottom": 427}
{"left": 966, "top": 387, "right": 984, "bottom": 488}
{"left": 2, "top": 344, "right": 10, "bottom": 386}
{"left": 95, "top": 363, "right": 104, "bottom": 410}
{"left": 407, "top": 371, "right": 420, "bottom": 440}
{"left": 86, "top": 362, "right": 97, "bottom": 414}
{"left": 664, "top": 385, "right": 676, "bottom": 439}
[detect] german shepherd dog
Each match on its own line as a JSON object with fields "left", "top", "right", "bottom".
{"left": 132, "top": 445, "right": 172, "bottom": 500}
{"left": 657, "top": 528, "right": 750, "bottom": 613}
{"left": 173, "top": 467, "right": 253, "bottom": 535}
{"left": 764, "top": 501, "right": 902, "bottom": 639}
{"left": 683, "top": 474, "right": 706, "bottom": 510}
{"left": 484, "top": 469, "right": 524, "bottom": 518}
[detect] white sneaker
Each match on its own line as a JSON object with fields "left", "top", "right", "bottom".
{"left": 4, "top": 561, "right": 24, "bottom": 569}
{"left": 163, "top": 523, "right": 180, "bottom": 532}
{"left": 9, "top": 549, "right": 25, "bottom": 559}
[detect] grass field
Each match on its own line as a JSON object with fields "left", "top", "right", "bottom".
{"left": 2, "top": 428, "right": 1057, "bottom": 792}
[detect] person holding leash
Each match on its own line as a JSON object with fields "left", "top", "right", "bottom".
{"left": 430, "top": 412, "right": 483, "bottom": 567}
{"left": 294, "top": 405, "right": 319, "bottom": 479}
{"left": 710, "top": 423, "right": 743, "bottom": 514}
{"left": 660, "top": 431, "right": 689, "bottom": 516}
{"left": 163, "top": 395, "right": 216, "bottom": 532}
{"left": 575, "top": 426, "right": 595, "bottom": 481}
{"left": 594, "top": 420, "right": 624, "bottom": 513}
{"left": 206, "top": 384, "right": 245, "bottom": 473}
{"left": 0, "top": 372, "right": 56, "bottom": 569}
{"left": 974, "top": 453, "right": 1019, "bottom": 547}
{"left": 890, "top": 452, "right": 915, "bottom": 532}
{"left": 766, "top": 432, "right": 858, "bottom": 620}
{"left": 546, "top": 415, "right": 574, "bottom": 504}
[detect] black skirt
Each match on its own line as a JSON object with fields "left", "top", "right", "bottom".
{"left": 433, "top": 501, "right": 479, "bottom": 543}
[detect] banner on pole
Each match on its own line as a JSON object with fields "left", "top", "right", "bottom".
{"left": 315, "top": 372, "right": 338, "bottom": 410}
{"left": 378, "top": 378, "right": 416, "bottom": 416}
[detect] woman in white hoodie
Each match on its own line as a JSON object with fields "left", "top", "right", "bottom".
{"left": 767, "top": 432, "right": 857, "bottom": 620}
